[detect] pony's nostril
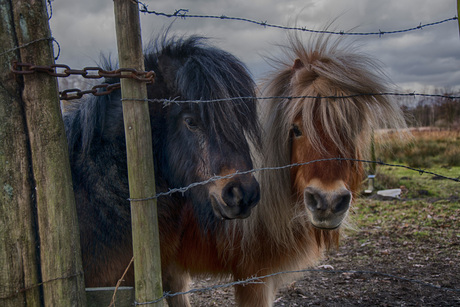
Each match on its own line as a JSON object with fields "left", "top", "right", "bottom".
{"left": 333, "top": 192, "right": 351, "bottom": 214}
{"left": 304, "top": 187, "right": 324, "bottom": 212}
{"left": 230, "top": 186, "right": 243, "bottom": 205}
{"left": 223, "top": 183, "right": 243, "bottom": 207}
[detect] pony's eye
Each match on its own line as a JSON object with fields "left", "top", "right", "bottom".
{"left": 184, "top": 116, "right": 198, "bottom": 130}
{"left": 292, "top": 124, "right": 302, "bottom": 137}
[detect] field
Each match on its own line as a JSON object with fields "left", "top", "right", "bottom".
{"left": 190, "top": 129, "right": 460, "bottom": 306}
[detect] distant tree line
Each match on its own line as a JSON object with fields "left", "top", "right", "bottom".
{"left": 398, "top": 88, "right": 460, "bottom": 128}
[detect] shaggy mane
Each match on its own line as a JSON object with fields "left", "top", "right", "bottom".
{"left": 265, "top": 34, "right": 406, "bottom": 159}
{"left": 145, "top": 35, "right": 262, "bottom": 152}
{"left": 234, "top": 33, "right": 407, "bottom": 263}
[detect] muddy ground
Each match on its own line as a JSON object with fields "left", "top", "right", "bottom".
{"left": 188, "top": 197, "right": 460, "bottom": 306}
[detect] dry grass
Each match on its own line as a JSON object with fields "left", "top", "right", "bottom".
{"left": 375, "top": 128, "right": 460, "bottom": 168}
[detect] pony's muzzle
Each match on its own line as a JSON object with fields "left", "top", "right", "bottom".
{"left": 304, "top": 186, "right": 351, "bottom": 229}
{"left": 210, "top": 175, "right": 260, "bottom": 220}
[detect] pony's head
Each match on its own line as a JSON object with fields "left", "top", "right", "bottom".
{"left": 146, "top": 36, "right": 261, "bottom": 221}
{"left": 263, "top": 34, "right": 406, "bottom": 230}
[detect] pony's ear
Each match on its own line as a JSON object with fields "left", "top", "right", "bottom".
{"left": 292, "top": 58, "right": 304, "bottom": 71}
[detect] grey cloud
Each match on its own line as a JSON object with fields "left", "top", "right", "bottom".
{"left": 49, "top": 0, "right": 460, "bottom": 91}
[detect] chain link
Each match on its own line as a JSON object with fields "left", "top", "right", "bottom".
{"left": 11, "top": 61, "right": 155, "bottom": 82}
{"left": 11, "top": 61, "right": 155, "bottom": 100}
{"left": 60, "top": 83, "right": 122, "bottom": 100}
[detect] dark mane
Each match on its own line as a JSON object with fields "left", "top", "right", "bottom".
{"left": 145, "top": 36, "right": 261, "bottom": 151}
{"left": 65, "top": 36, "right": 261, "bottom": 160}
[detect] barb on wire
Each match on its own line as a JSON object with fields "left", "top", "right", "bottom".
{"left": 134, "top": 267, "right": 460, "bottom": 305}
{"left": 137, "top": 4, "right": 458, "bottom": 36}
{"left": 128, "top": 158, "right": 459, "bottom": 202}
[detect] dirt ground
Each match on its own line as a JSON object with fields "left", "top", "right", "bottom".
{"left": 188, "top": 197, "right": 460, "bottom": 306}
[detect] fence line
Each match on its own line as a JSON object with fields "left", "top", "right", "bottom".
{"left": 121, "top": 92, "right": 460, "bottom": 104}
{"left": 5, "top": 3, "right": 459, "bottom": 306}
{"left": 63, "top": 86, "right": 460, "bottom": 101}
{"left": 128, "top": 158, "right": 459, "bottom": 202}
{"left": 9, "top": 61, "right": 459, "bottom": 101}
{"left": 59, "top": 87, "right": 460, "bottom": 101}
{"left": 3, "top": 265, "right": 458, "bottom": 302}
{"left": 136, "top": 2, "right": 458, "bottom": 37}
{"left": 135, "top": 267, "right": 460, "bottom": 305}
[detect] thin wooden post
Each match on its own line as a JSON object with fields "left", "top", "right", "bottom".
{"left": 457, "top": 0, "right": 460, "bottom": 37}
{"left": 369, "top": 132, "right": 377, "bottom": 175}
{"left": 9, "top": 0, "right": 86, "bottom": 305}
{"left": 113, "top": 0, "right": 163, "bottom": 305}
{"left": 0, "top": 1, "right": 40, "bottom": 305}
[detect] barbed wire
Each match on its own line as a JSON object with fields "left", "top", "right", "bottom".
{"left": 135, "top": 2, "right": 458, "bottom": 37}
{"left": 0, "top": 271, "right": 83, "bottom": 300}
{"left": 121, "top": 92, "right": 460, "bottom": 105}
{"left": 134, "top": 267, "right": 460, "bottom": 305}
{"left": 4, "top": 264, "right": 458, "bottom": 303}
{"left": 0, "top": 37, "right": 60, "bottom": 60}
{"left": 64, "top": 90, "right": 460, "bottom": 101}
{"left": 128, "top": 158, "right": 459, "bottom": 202}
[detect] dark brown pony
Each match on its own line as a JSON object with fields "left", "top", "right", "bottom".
{"left": 64, "top": 36, "right": 261, "bottom": 290}
{"left": 160, "top": 34, "right": 406, "bottom": 306}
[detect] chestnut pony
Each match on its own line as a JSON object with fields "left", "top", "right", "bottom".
{"left": 161, "top": 34, "right": 406, "bottom": 306}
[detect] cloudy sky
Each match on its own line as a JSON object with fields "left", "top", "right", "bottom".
{"left": 49, "top": 0, "right": 460, "bottom": 93}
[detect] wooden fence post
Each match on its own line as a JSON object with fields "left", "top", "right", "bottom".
{"left": 6, "top": 0, "right": 86, "bottom": 305}
{"left": 0, "top": 1, "right": 40, "bottom": 306}
{"left": 457, "top": 0, "right": 460, "bottom": 37}
{"left": 113, "top": 0, "right": 164, "bottom": 305}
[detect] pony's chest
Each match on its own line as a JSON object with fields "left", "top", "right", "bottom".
{"left": 176, "top": 213, "right": 229, "bottom": 273}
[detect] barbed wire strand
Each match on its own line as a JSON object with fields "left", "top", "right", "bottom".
{"left": 121, "top": 92, "right": 460, "bottom": 105}
{"left": 128, "top": 158, "right": 459, "bottom": 202}
{"left": 3, "top": 266, "right": 458, "bottom": 302}
{"left": 0, "top": 37, "right": 58, "bottom": 59}
{"left": 134, "top": 267, "right": 460, "bottom": 305}
{"left": 63, "top": 88, "right": 460, "bottom": 101}
{"left": 135, "top": 2, "right": 458, "bottom": 37}
{"left": 0, "top": 272, "right": 83, "bottom": 300}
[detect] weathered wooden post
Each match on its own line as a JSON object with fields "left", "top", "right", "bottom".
{"left": 1, "top": 0, "right": 86, "bottom": 305}
{"left": 0, "top": 1, "right": 40, "bottom": 306}
{"left": 113, "top": 0, "right": 164, "bottom": 305}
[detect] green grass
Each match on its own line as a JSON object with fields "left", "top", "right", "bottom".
{"left": 350, "top": 128, "right": 460, "bottom": 244}
{"left": 374, "top": 165, "right": 460, "bottom": 199}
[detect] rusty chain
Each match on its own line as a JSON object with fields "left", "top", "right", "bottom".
{"left": 11, "top": 61, "right": 155, "bottom": 100}
{"left": 60, "top": 83, "right": 122, "bottom": 100}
